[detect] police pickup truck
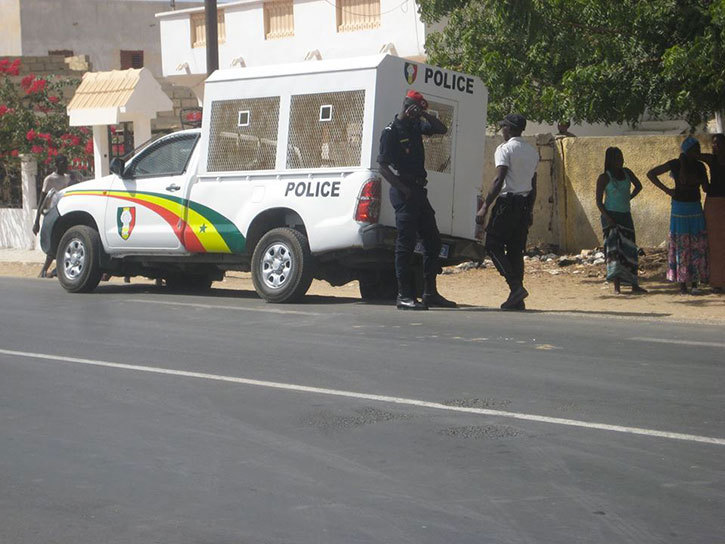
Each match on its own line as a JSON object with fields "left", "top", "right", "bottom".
{"left": 42, "top": 55, "right": 487, "bottom": 302}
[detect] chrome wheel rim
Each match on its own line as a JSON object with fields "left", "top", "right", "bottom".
{"left": 260, "top": 242, "right": 293, "bottom": 289}
{"left": 63, "top": 237, "right": 86, "bottom": 280}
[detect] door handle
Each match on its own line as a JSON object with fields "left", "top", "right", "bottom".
{"left": 166, "top": 184, "right": 181, "bottom": 192}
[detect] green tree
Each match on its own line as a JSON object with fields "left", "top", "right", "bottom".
{"left": 420, "top": 0, "right": 725, "bottom": 128}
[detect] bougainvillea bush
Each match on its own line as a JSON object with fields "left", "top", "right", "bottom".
{"left": 0, "top": 58, "right": 93, "bottom": 203}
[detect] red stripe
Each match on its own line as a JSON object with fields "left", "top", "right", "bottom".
{"left": 110, "top": 195, "right": 205, "bottom": 252}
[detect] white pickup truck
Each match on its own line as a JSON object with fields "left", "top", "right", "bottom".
{"left": 42, "top": 55, "right": 487, "bottom": 302}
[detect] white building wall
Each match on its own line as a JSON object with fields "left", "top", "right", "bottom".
{"left": 0, "top": 0, "right": 23, "bottom": 55}
{"left": 159, "top": 0, "right": 426, "bottom": 77}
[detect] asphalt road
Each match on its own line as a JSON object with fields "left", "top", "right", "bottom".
{"left": 0, "top": 277, "right": 723, "bottom": 544}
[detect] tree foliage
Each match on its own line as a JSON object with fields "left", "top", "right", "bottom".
{"left": 420, "top": 0, "right": 725, "bottom": 127}
{"left": 0, "top": 59, "right": 92, "bottom": 181}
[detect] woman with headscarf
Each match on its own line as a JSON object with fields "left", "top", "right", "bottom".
{"left": 697, "top": 134, "right": 725, "bottom": 292}
{"left": 595, "top": 147, "right": 647, "bottom": 294}
{"left": 647, "top": 136, "right": 710, "bottom": 294}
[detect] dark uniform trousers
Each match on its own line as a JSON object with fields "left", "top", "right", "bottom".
{"left": 485, "top": 194, "right": 531, "bottom": 288}
{"left": 390, "top": 185, "right": 442, "bottom": 297}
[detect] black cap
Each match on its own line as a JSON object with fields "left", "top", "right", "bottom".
{"left": 499, "top": 113, "right": 527, "bottom": 131}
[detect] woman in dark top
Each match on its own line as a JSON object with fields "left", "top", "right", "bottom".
{"left": 697, "top": 133, "right": 725, "bottom": 291}
{"left": 595, "top": 147, "right": 646, "bottom": 294}
{"left": 647, "top": 137, "right": 710, "bottom": 294}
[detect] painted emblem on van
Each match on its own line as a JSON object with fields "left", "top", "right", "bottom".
{"left": 404, "top": 63, "right": 418, "bottom": 84}
{"left": 117, "top": 206, "right": 136, "bottom": 240}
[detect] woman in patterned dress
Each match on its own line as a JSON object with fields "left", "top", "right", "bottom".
{"left": 647, "top": 137, "right": 710, "bottom": 294}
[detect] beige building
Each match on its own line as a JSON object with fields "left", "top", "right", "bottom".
{"left": 0, "top": 0, "right": 200, "bottom": 77}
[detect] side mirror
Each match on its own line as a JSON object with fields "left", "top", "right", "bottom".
{"left": 110, "top": 157, "right": 125, "bottom": 177}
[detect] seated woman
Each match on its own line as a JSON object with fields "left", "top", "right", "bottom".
{"left": 647, "top": 137, "right": 710, "bottom": 294}
{"left": 595, "top": 147, "right": 647, "bottom": 294}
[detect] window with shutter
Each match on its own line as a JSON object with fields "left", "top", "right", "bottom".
{"left": 191, "top": 10, "right": 226, "bottom": 48}
{"left": 336, "top": 0, "right": 380, "bottom": 33}
{"left": 264, "top": 0, "right": 294, "bottom": 40}
{"left": 120, "top": 50, "right": 144, "bottom": 69}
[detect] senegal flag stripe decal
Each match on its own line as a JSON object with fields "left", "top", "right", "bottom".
{"left": 64, "top": 189, "right": 245, "bottom": 254}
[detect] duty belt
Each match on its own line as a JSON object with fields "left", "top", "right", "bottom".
{"left": 401, "top": 175, "right": 428, "bottom": 188}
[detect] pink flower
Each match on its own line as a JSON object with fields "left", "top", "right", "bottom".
{"left": 10, "top": 150, "right": 19, "bottom": 157}
{"left": 26, "top": 129, "right": 37, "bottom": 141}
{"left": 71, "top": 135, "right": 81, "bottom": 146}
{"left": 85, "top": 139, "right": 94, "bottom": 155}
{"left": 0, "top": 59, "right": 8, "bottom": 73}
{"left": 21, "top": 74, "right": 35, "bottom": 90}
{"left": 31, "top": 145, "right": 44, "bottom": 153}
{"left": 8, "top": 59, "right": 20, "bottom": 76}
{"left": 110, "top": 126, "right": 117, "bottom": 134}
{"left": 37, "top": 132, "right": 52, "bottom": 142}
{"left": 0, "top": 104, "right": 8, "bottom": 116}
{"left": 48, "top": 95, "right": 59, "bottom": 103}
{"left": 27, "top": 78, "right": 47, "bottom": 94}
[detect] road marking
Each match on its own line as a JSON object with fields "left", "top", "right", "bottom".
{"left": 1, "top": 347, "right": 724, "bottom": 447}
{"left": 127, "top": 299, "right": 323, "bottom": 316}
{"left": 630, "top": 337, "right": 725, "bottom": 349}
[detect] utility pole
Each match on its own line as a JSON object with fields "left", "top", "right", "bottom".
{"left": 205, "top": 0, "right": 219, "bottom": 76}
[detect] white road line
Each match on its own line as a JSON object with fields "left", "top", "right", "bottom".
{"left": 1, "top": 347, "right": 724, "bottom": 447}
{"left": 127, "top": 299, "right": 323, "bottom": 316}
{"left": 630, "top": 337, "right": 725, "bottom": 349}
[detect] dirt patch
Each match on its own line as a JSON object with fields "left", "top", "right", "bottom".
{"left": 2, "top": 248, "right": 722, "bottom": 324}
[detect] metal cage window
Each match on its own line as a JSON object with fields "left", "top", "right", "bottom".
{"left": 207, "top": 97, "right": 280, "bottom": 172}
{"left": 319, "top": 105, "right": 333, "bottom": 122}
{"left": 238, "top": 110, "right": 250, "bottom": 127}
{"left": 423, "top": 100, "right": 455, "bottom": 174}
{"left": 287, "top": 90, "right": 365, "bottom": 169}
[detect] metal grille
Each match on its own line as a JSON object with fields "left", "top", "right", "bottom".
{"left": 424, "top": 101, "right": 455, "bottom": 174}
{"left": 207, "top": 97, "right": 280, "bottom": 172}
{"left": 287, "top": 90, "right": 365, "bottom": 169}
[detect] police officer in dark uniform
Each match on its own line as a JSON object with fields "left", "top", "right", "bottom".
{"left": 377, "top": 90, "right": 457, "bottom": 310}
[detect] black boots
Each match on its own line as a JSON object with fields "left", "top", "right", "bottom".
{"left": 500, "top": 283, "right": 528, "bottom": 310}
{"left": 396, "top": 277, "right": 427, "bottom": 310}
{"left": 422, "top": 275, "right": 457, "bottom": 308}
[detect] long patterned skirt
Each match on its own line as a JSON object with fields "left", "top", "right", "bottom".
{"left": 601, "top": 211, "right": 639, "bottom": 286}
{"left": 667, "top": 200, "right": 709, "bottom": 283}
{"left": 704, "top": 196, "right": 725, "bottom": 288}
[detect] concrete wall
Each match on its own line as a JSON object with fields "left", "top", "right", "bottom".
{"left": 0, "top": 0, "right": 22, "bottom": 55}
{"left": 7, "top": 0, "right": 184, "bottom": 77}
{"left": 555, "top": 135, "right": 713, "bottom": 251}
{"left": 159, "top": 0, "right": 426, "bottom": 77}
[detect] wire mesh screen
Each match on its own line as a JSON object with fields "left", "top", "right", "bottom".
{"left": 287, "top": 90, "right": 365, "bottom": 169}
{"left": 424, "top": 101, "right": 455, "bottom": 174}
{"left": 207, "top": 97, "right": 280, "bottom": 172}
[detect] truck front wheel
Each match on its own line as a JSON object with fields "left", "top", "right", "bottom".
{"left": 251, "top": 228, "right": 314, "bottom": 303}
{"left": 56, "top": 225, "right": 103, "bottom": 293}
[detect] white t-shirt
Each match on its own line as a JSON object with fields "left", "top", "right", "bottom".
{"left": 41, "top": 172, "right": 71, "bottom": 213}
{"left": 494, "top": 137, "right": 539, "bottom": 195}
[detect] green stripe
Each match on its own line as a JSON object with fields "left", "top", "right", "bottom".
{"left": 71, "top": 189, "right": 246, "bottom": 254}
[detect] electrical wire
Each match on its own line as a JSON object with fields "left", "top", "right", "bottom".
{"left": 321, "top": 0, "right": 410, "bottom": 18}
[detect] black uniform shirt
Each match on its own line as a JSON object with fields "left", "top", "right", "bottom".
{"left": 377, "top": 115, "right": 438, "bottom": 180}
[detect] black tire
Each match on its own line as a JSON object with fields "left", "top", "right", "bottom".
{"left": 251, "top": 227, "right": 314, "bottom": 303}
{"left": 56, "top": 225, "right": 103, "bottom": 293}
{"left": 359, "top": 268, "right": 398, "bottom": 301}
{"left": 165, "top": 274, "right": 213, "bottom": 292}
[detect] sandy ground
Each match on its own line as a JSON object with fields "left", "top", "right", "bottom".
{"left": 2, "top": 248, "right": 723, "bottom": 324}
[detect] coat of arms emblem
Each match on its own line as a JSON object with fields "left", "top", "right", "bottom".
{"left": 117, "top": 206, "right": 136, "bottom": 240}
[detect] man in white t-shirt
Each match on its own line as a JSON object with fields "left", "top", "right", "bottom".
{"left": 476, "top": 114, "right": 539, "bottom": 310}
{"left": 33, "top": 155, "right": 71, "bottom": 278}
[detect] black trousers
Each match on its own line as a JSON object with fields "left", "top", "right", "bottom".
{"left": 484, "top": 194, "right": 531, "bottom": 288}
{"left": 390, "top": 185, "right": 442, "bottom": 297}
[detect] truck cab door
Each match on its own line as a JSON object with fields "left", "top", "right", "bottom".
{"left": 104, "top": 133, "right": 199, "bottom": 253}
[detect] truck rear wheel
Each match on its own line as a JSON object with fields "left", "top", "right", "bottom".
{"left": 359, "top": 268, "right": 397, "bottom": 301}
{"left": 251, "top": 227, "right": 314, "bottom": 303}
{"left": 56, "top": 225, "right": 103, "bottom": 293}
